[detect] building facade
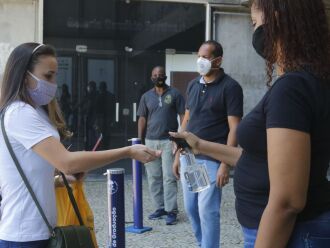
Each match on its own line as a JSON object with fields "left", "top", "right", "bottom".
{"left": 1, "top": 0, "right": 328, "bottom": 170}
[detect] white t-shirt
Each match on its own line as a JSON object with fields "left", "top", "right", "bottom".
{"left": 0, "top": 101, "right": 60, "bottom": 241}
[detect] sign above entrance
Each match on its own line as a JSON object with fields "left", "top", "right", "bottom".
{"left": 44, "top": 1, "right": 205, "bottom": 52}
{"left": 76, "top": 45, "right": 88, "bottom": 53}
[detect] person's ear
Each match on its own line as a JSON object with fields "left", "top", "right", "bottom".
{"left": 24, "top": 73, "right": 34, "bottom": 90}
{"left": 218, "top": 57, "right": 223, "bottom": 66}
{"left": 24, "top": 73, "right": 30, "bottom": 85}
{"left": 214, "top": 57, "right": 222, "bottom": 68}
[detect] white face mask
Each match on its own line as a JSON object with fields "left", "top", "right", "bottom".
{"left": 27, "top": 71, "right": 57, "bottom": 106}
{"left": 196, "top": 57, "right": 220, "bottom": 76}
{"left": 197, "top": 57, "right": 211, "bottom": 76}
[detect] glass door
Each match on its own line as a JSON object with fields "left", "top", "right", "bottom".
{"left": 57, "top": 52, "right": 123, "bottom": 152}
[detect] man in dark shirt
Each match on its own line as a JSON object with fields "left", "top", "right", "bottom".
{"left": 137, "top": 66, "right": 185, "bottom": 225}
{"left": 173, "top": 40, "right": 243, "bottom": 248}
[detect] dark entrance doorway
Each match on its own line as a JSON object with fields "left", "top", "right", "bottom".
{"left": 44, "top": 0, "right": 205, "bottom": 173}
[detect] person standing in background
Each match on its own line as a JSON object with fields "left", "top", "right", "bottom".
{"left": 137, "top": 66, "right": 185, "bottom": 225}
{"left": 173, "top": 40, "right": 243, "bottom": 248}
{"left": 83, "top": 81, "right": 99, "bottom": 150}
{"left": 96, "top": 81, "right": 116, "bottom": 149}
{"left": 59, "top": 83, "right": 72, "bottom": 128}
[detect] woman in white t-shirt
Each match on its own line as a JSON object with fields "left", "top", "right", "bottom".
{"left": 0, "top": 43, "right": 161, "bottom": 247}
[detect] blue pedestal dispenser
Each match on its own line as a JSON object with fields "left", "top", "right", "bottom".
{"left": 106, "top": 168, "right": 125, "bottom": 248}
{"left": 126, "top": 138, "right": 152, "bottom": 234}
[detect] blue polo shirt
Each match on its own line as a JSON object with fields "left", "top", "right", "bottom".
{"left": 186, "top": 69, "right": 243, "bottom": 161}
{"left": 137, "top": 86, "right": 185, "bottom": 140}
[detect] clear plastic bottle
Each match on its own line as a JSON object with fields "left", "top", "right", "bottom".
{"left": 182, "top": 148, "right": 210, "bottom": 193}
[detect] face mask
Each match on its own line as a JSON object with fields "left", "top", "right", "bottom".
{"left": 252, "top": 25, "right": 266, "bottom": 59}
{"left": 27, "top": 71, "right": 57, "bottom": 106}
{"left": 196, "top": 57, "right": 220, "bottom": 76}
{"left": 152, "top": 76, "right": 167, "bottom": 87}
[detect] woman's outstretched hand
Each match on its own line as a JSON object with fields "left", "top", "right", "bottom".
{"left": 169, "top": 131, "right": 201, "bottom": 154}
{"left": 129, "top": 144, "right": 162, "bottom": 163}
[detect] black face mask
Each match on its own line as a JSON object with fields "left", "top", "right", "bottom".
{"left": 252, "top": 25, "right": 266, "bottom": 59}
{"left": 152, "top": 76, "right": 167, "bottom": 87}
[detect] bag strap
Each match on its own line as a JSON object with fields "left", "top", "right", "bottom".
{"left": 0, "top": 113, "right": 54, "bottom": 235}
{"left": 59, "top": 172, "right": 85, "bottom": 225}
{"left": 1, "top": 112, "right": 85, "bottom": 232}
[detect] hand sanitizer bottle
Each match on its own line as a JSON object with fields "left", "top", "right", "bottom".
{"left": 182, "top": 147, "right": 210, "bottom": 193}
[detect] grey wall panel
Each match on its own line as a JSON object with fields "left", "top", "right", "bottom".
{"left": 214, "top": 12, "right": 267, "bottom": 115}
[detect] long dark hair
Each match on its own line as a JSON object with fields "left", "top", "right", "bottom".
{"left": 252, "top": 0, "right": 330, "bottom": 85}
{"left": 1, "top": 43, "right": 55, "bottom": 109}
{"left": 0, "top": 42, "right": 71, "bottom": 138}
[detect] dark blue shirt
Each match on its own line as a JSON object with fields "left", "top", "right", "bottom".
{"left": 137, "top": 86, "right": 185, "bottom": 140}
{"left": 235, "top": 70, "right": 330, "bottom": 228}
{"left": 186, "top": 70, "right": 243, "bottom": 161}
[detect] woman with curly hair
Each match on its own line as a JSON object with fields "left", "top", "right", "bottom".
{"left": 171, "top": 0, "right": 330, "bottom": 247}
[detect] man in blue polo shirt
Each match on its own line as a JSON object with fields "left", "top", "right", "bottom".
{"left": 173, "top": 41, "right": 243, "bottom": 247}
{"left": 137, "top": 66, "right": 185, "bottom": 225}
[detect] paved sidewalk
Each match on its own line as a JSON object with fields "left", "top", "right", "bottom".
{"left": 84, "top": 177, "right": 243, "bottom": 248}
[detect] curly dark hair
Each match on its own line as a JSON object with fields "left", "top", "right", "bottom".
{"left": 252, "top": 0, "right": 330, "bottom": 85}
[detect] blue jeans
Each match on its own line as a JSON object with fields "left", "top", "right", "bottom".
{"left": 288, "top": 211, "right": 330, "bottom": 247}
{"left": 180, "top": 157, "right": 222, "bottom": 248}
{"left": 242, "top": 227, "right": 257, "bottom": 248}
{"left": 242, "top": 210, "right": 330, "bottom": 248}
{"left": 0, "top": 240, "right": 48, "bottom": 248}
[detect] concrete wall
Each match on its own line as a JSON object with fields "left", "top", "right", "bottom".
{"left": 213, "top": 11, "right": 267, "bottom": 114}
{"left": 0, "top": 0, "right": 43, "bottom": 79}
